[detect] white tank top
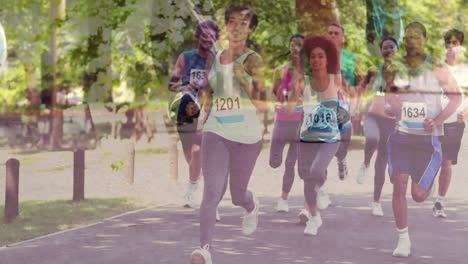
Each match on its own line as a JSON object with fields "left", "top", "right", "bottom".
{"left": 203, "top": 50, "right": 263, "bottom": 144}
{"left": 394, "top": 55, "right": 444, "bottom": 136}
{"left": 441, "top": 64, "right": 466, "bottom": 124}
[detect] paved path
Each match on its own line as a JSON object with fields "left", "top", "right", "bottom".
{"left": 1, "top": 194, "right": 467, "bottom": 264}
{"left": 1, "top": 113, "right": 468, "bottom": 263}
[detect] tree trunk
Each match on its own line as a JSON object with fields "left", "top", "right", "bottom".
{"left": 296, "top": 0, "right": 339, "bottom": 36}
{"left": 47, "top": 0, "right": 66, "bottom": 149}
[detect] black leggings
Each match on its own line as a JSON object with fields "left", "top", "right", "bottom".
{"left": 363, "top": 113, "right": 396, "bottom": 201}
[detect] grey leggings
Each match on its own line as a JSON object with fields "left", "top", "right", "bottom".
{"left": 363, "top": 113, "right": 396, "bottom": 201}
{"left": 269, "top": 120, "right": 301, "bottom": 193}
{"left": 199, "top": 132, "right": 262, "bottom": 247}
{"left": 298, "top": 139, "right": 339, "bottom": 206}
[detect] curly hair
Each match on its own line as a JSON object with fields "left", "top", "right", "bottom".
{"left": 303, "top": 36, "right": 340, "bottom": 74}
{"left": 194, "top": 20, "right": 220, "bottom": 40}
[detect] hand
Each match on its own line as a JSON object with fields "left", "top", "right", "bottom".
{"left": 423, "top": 118, "right": 438, "bottom": 133}
{"left": 178, "top": 83, "right": 197, "bottom": 93}
{"left": 457, "top": 110, "right": 465, "bottom": 123}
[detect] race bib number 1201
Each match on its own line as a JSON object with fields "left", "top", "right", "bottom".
{"left": 214, "top": 97, "right": 241, "bottom": 111}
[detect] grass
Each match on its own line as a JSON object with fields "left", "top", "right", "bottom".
{"left": 136, "top": 147, "right": 169, "bottom": 155}
{"left": 37, "top": 164, "right": 72, "bottom": 173}
{"left": 0, "top": 197, "right": 147, "bottom": 247}
{"left": 349, "top": 135, "right": 365, "bottom": 150}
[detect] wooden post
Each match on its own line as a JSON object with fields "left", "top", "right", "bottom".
{"left": 124, "top": 140, "right": 135, "bottom": 184}
{"left": 169, "top": 135, "right": 178, "bottom": 181}
{"left": 73, "top": 149, "right": 85, "bottom": 201}
{"left": 5, "top": 159, "right": 19, "bottom": 222}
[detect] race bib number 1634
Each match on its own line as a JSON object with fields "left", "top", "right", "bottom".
{"left": 401, "top": 102, "right": 427, "bottom": 123}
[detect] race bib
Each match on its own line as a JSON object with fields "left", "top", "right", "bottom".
{"left": 300, "top": 104, "right": 340, "bottom": 142}
{"left": 190, "top": 69, "right": 206, "bottom": 87}
{"left": 401, "top": 102, "right": 427, "bottom": 127}
{"left": 213, "top": 96, "right": 241, "bottom": 112}
{"left": 213, "top": 96, "right": 244, "bottom": 124}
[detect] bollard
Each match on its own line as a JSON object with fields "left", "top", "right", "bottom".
{"left": 5, "top": 159, "right": 19, "bottom": 222}
{"left": 73, "top": 149, "right": 85, "bottom": 201}
{"left": 169, "top": 135, "right": 178, "bottom": 181}
{"left": 124, "top": 140, "right": 135, "bottom": 184}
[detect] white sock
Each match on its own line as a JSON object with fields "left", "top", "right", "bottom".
{"left": 436, "top": 195, "right": 446, "bottom": 205}
{"left": 397, "top": 227, "right": 409, "bottom": 239}
{"left": 190, "top": 180, "right": 198, "bottom": 185}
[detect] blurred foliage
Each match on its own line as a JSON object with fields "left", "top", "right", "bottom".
{"left": 0, "top": 0, "right": 466, "bottom": 110}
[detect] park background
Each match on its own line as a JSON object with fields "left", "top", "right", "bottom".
{"left": 0, "top": 0, "right": 467, "bottom": 250}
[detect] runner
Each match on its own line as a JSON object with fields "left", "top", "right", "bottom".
{"left": 385, "top": 22, "right": 461, "bottom": 257}
{"left": 269, "top": 34, "right": 305, "bottom": 213}
{"left": 327, "top": 23, "right": 363, "bottom": 181}
{"left": 433, "top": 29, "right": 468, "bottom": 218}
{"left": 190, "top": 4, "right": 266, "bottom": 264}
{"left": 289, "top": 36, "right": 349, "bottom": 235}
{"left": 168, "top": 20, "right": 220, "bottom": 210}
{"left": 355, "top": 37, "right": 398, "bottom": 217}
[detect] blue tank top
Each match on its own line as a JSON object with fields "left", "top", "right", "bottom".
{"left": 181, "top": 50, "right": 212, "bottom": 92}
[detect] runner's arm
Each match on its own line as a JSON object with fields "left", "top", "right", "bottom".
{"left": 237, "top": 53, "right": 268, "bottom": 112}
{"left": 168, "top": 54, "right": 197, "bottom": 93}
{"left": 433, "top": 64, "right": 462, "bottom": 126}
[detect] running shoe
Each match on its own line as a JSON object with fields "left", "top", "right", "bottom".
{"left": 392, "top": 234, "right": 411, "bottom": 257}
{"left": 242, "top": 195, "right": 259, "bottom": 235}
{"left": 356, "top": 163, "right": 368, "bottom": 184}
{"left": 183, "top": 181, "right": 198, "bottom": 208}
{"left": 433, "top": 201, "right": 447, "bottom": 218}
{"left": 338, "top": 158, "right": 349, "bottom": 180}
{"left": 190, "top": 244, "right": 212, "bottom": 264}
{"left": 371, "top": 202, "right": 384, "bottom": 216}
{"left": 276, "top": 198, "right": 289, "bottom": 213}
{"left": 298, "top": 209, "right": 309, "bottom": 225}
{"left": 316, "top": 185, "right": 331, "bottom": 210}
{"left": 304, "top": 213, "right": 323, "bottom": 236}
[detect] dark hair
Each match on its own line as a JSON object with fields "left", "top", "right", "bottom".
{"left": 269, "top": 34, "right": 304, "bottom": 65}
{"left": 303, "top": 36, "right": 340, "bottom": 74}
{"left": 194, "top": 20, "right": 220, "bottom": 40}
{"left": 405, "top": 21, "right": 427, "bottom": 38}
{"left": 379, "top": 36, "right": 399, "bottom": 49}
{"left": 444, "top": 29, "right": 464, "bottom": 45}
{"left": 289, "top": 34, "right": 305, "bottom": 43}
{"left": 329, "top": 22, "right": 345, "bottom": 34}
{"left": 224, "top": 4, "right": 258, "bottom": 31}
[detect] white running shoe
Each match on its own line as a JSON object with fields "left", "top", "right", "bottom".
{"left": 392, "top": 234, "right": 411, "bottom": 257}
{"left": 242, "top": 195, "right": 259, "bottom": 235}
{"left": 298, "top": 209, "right": 309, "bottom": 225}
{"left": 276, "top": 198, "right": 289, "bottom": 213}
{"left": 190, "top": 245, "right": 212, "bottom": 264}
{"left": 432, "top": 201, "right": 447, "bottom": 218}
{"left": 215, "top": 208, "right": 221, "bottom": 222}
{"left": 371, "top": 202, "right": 384, "bottom": 216}
{"left": 356, "top": 163, "right": 368, "bottom": 184}
{"left": 183, "top": 181, "right": 198, "bottom": 208}
{"left": 304, "top": 213, "right": 322, "bottom": 236}
{"left": 316, "top": 185, "right": 331, "bottom": 210}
